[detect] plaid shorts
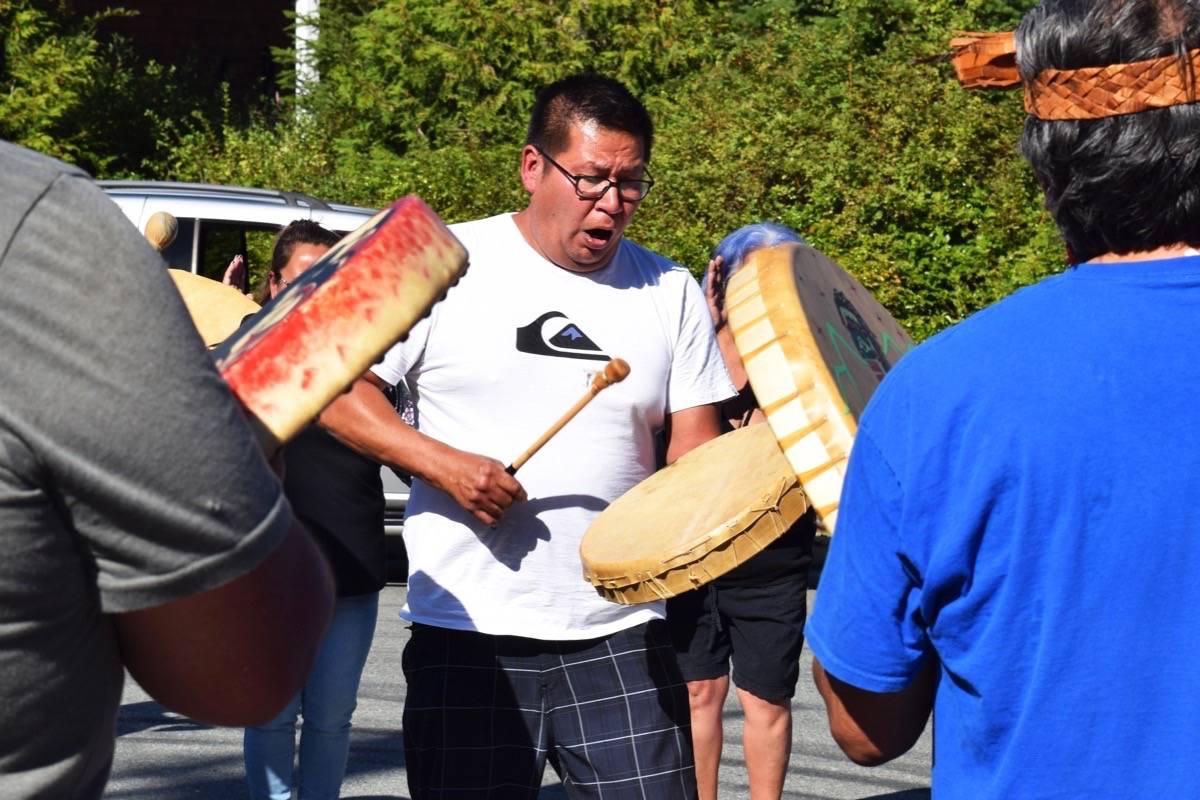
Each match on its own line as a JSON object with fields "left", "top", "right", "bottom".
{"left": 402, "top": 620, "right": 697, "bottom": 799}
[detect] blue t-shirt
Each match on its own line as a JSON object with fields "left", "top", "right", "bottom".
{"left": 806, "top": 255, "right": 1200, "bottom": 798}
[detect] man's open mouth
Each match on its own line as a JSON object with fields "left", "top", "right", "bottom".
{"left": 584, "top": 228, "right": 613, "bottom": 245}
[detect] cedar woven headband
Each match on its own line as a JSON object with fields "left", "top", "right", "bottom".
{"left": 950, "top": 31, "right": 1200, "bottom": 120}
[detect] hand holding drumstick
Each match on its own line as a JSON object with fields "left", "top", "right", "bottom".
{"left": 506, "top": 358, "right": 631, "bottom": 475}
{"left": 414, "top": 360, "right": 628, "bottom": 526}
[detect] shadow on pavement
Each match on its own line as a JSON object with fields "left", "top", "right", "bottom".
{"left": 102, "top": 751, "right": 244, "bottom": 799}
{"left": 116, "top": 700, "right": 212, "bottom": 737}
{"left": 344, "top": 726, "right": 405, "bottom": 777}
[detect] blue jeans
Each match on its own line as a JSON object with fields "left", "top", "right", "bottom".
{"left": 244, "top": 592, "right": 379, "bottom": 800}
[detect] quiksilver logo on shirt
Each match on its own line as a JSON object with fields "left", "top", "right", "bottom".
{"left": 515, "top": 311, "right": 610, "bottom": 362}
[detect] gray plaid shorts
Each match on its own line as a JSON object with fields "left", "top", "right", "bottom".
{"left": 401, "top": 619, "right": 697, "bottom": 799}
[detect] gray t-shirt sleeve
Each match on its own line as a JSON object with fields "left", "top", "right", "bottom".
{"left": 0, "top": 167, "right": 293, "bottom": 614}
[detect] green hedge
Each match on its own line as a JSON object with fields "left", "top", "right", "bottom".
{"left": 3, "top": 0, "right": 1059, "bottom": 339}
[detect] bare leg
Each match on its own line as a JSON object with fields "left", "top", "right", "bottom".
{"left": 737, "top": 687, "right": 792, "bottom": 800}
{"left": 686, "top": 675, "right": 730, "bottom": 800}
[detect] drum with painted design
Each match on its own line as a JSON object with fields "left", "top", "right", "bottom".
{"left": 580, "top": 243, "right": 912, "bottom": 605}
{"left": 724, "top": 242, "right": 913, "bottom": 533}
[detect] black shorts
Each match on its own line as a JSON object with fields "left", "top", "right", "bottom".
{"left": 665, "top": 572, "right": 808, "bottom": 701}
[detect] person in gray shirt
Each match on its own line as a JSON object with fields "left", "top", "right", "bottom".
{"left": 0, "top": 140, "right": 334, "bottom": 799}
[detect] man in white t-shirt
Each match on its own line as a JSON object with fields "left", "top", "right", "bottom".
{"left": 323, "top": 72, "right": 733, "bottom": 798}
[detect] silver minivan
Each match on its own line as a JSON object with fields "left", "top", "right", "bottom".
{"left": 101, "top": 180, "right": 411, "bottom": 581}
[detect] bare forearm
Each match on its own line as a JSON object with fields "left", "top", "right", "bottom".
{"left": 113, "top": 518, "right": 334, "bottom": 726}
{"left": 318, "top": 375, "right": 448, "bottom": 484}
{"left": 320, "top": 375, "right": 526, "bottom": 524}
{"left": 812, "top": 657, "right": 936, "bottom": 766}
{"left": 714, "top": 326, "right": 748, "bottom": 390}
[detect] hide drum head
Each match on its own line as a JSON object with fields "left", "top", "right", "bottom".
{"left": 581, "top": 423, "right": 810, "bottom": 605}
{"left": 168, "top": 269, "right": 260, "bottom": 349}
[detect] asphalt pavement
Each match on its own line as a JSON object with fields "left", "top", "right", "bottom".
{"left": 105, "top": 586, "right": 931, "bottom": 799}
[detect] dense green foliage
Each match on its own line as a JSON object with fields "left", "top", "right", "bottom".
{"left": 0, "top": 0, "right": 200, "bottom": 174}
{"left": 2, "top": 0, "right": 1058, "bottom": 339}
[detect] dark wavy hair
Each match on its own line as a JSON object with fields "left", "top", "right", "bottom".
{"left": 270, "top": 219, "right": 340, "bottom": 275}
{"left": 252, "top": 219, "right": 341, "bottom": 303}
{"left": 525, "top": 72, "right": 654, "bottom": 163}
{"left": 1017, "top": 0, "right": 1200, "bottom": 262}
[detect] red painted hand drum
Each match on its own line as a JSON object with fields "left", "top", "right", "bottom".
{"left": 213, "top": 197, "right": 468, "bottom": 451}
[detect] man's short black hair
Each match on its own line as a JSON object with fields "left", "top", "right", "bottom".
{"left": 270, "top": 219, "right": 341, "bottom": 276}
{"left": 1017, "top": 0, "right": 1200, "bottom": 262}
{"left": 525, "top": 72, "right": 654, "bottom": 163}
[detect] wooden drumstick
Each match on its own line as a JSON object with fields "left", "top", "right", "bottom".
{"left": 506, "top": 358, "right": 631, "bottom": 475}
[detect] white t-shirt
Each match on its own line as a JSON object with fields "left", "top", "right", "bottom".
{"left": 373, "top": 213, "right": 734, "bottom": 639}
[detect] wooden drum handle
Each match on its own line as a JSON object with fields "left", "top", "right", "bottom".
{"left": 505, "top": 358, "right": 631, "bottom": 475}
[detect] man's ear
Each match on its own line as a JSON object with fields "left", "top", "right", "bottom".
{"left": 519, "top": 145, "right": 542, "bottom": 194}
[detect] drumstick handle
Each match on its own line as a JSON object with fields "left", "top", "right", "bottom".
{"left": 505, "top": 358, "right": 630, "bottom": 475}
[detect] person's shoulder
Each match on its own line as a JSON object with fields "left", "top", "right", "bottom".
{"left": 866, "top": 271, "right": 1073, "bottom": 411}
{"left": 0, "top": 141, "right": 92, "bottom": 222}
{"left": 448, "top": 212, "right": 515, "bottom": 242}
{"left": 0, "top": 142, "right": 115, "bottom": 262}
{"left": 912, "top": 271, "right": 1071, "bottom": 362}
{"left": 441, "top": 213, "right": 520, "bottom": 288}
{"left": 446, "top": 213, "right": 522, "bottom": 269}
{"left": 0, "top": 140, "right": 87, "bottom": 185}
{"left": 615, "top": 238, "right": 695, "bottom": 286}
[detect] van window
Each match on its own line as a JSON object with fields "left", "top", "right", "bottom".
{"left": 198, "top": 222, "right": 281, "bottom": 289}
{"left": 160, "top": 218, "right": 196, "bottom": 270}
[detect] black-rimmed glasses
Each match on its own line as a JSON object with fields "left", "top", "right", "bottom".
{"left": 535, "top": 146, "right": 654, "bottom": 202}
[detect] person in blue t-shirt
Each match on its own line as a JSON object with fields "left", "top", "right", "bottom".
{"left": 805, "top": 2, "right": 1200, "bottom": 797}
